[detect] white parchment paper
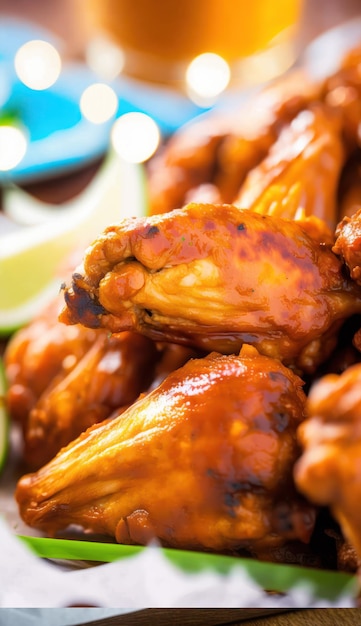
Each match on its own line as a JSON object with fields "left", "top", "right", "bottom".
{"left": 0, "top": 518, "right": 356, "bottom": 610}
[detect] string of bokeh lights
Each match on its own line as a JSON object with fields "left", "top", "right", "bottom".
{"left": 0, "top": 37, "right": 233, "bottom": 171}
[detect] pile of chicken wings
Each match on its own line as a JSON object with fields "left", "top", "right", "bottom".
{"left": 5, "top": 45, "right": 361, "bottom": 575}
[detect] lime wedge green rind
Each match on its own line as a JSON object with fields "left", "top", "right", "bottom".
{"left": 0, "top": 279, "right": 62, "bottom": 337}
{"left": 0, "top": 358, "right": 9, "bottom": 474}
{"left": 18, "top": 535, "right": 358, "bottom": 601}
{"left": 0, "top": 150, "right": 148, "bottom": 335}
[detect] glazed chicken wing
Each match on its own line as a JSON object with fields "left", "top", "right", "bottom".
{"left": 333, "top": 207, "right": 361, "bottom": 286}
{"left": 323, "top": 46, "right": 361, "bottom": 153}
{"left": 4, "top": 295, "right": 99, "bottom": 425}
{"left": 234, "top": 103, "right": 345, "bottom": 230}
{"left": 294, "top": 362, "right": 361, "bottom": 560}
{"left": 16, "top": 345, "right": 315, "bottom": 557}
{"left": 147, "top": 68, "right": 319, "bottom": 214}
{"left": 22, "top": 330, "right": 160, "bottom": 469}
{"left": 148, "top": 45, "right": 361, "bottom": 218}
{"left": 60, "top": 202, "right": 361, "bottom": 374}
{"left": 5, "top": 288, "right": 205, "bottom": 469}
{"left": 4, "top": 293, "right": 164, "bottom": 468}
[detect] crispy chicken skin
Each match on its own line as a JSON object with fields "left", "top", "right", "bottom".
{"left": 294, "top": 362, "right": 361, "bottom": 560}
{"left": 16, "top": 345, "right": 316, "bottom": 556}
{"left": 60, "top": 202, "right": 361, "bottom": 374}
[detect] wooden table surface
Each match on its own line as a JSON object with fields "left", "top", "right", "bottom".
{"left": 74, "top": 608, "right": 361, "bottom": 626}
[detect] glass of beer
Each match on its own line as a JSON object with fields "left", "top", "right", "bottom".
{"left": 80, "top": 0, "right": 304, "bottom": 102}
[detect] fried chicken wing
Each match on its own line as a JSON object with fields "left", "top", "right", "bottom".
{"left": 4, "top": 292, "right": 165, "bottom": 468}
{"left": 234, "top": 103, "right": 345, "bottom": 230}
{"left": 147, "top": 69, "right": 319, "bottom": 214}
{"left": 23, "top": 330, "right": 160, "bottom": 469}
{"left": 323, "top": 46, "right": 361, "bottom": 153}
{"left": 333, "top": 208, "right": 361, "bottom": 286}
{"left": 16, "top": 345, "right": 316, "bottom": 557}
{"left": 148, "top": 46, "right": 361, "bottom": 222}
{"left": 294, "top": 362, "right": 361, "bottom": 560}
{"left": 4, "top": 296, "right": 99, "bottom": 425}
{"left": 60, "top": 202, "right": 361, "bottom": 373}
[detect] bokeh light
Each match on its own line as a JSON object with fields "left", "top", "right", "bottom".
{"left": 0, "top": 126, "right": 27, "bottom": 171}
{"left": 85, "top": 36, "right": 125, "bottom": 81}
{"left": 234, "top": 39, "right": 297, "bottom": 86}
{"left": 80, "top": 83, "right": 118, "bottom": 124}
{"left": 14, "top": 40, "right": 62, "bottom": 90}
{"left": 111, "top": 112, "right": 160, "bottom": 163}
{"left": 185, "top": 52, "right": 231, "bottom": 105}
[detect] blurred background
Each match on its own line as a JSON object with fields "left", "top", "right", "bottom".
{"left": 0, "top": 0, "right": 360, "bottom": 180}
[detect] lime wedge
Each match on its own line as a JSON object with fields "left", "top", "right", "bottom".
{"left": 0, "top": 150, "right": 147, "bottom": 335}
{"left": 0, "top": 358, "right": 9, "bottom": 474}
